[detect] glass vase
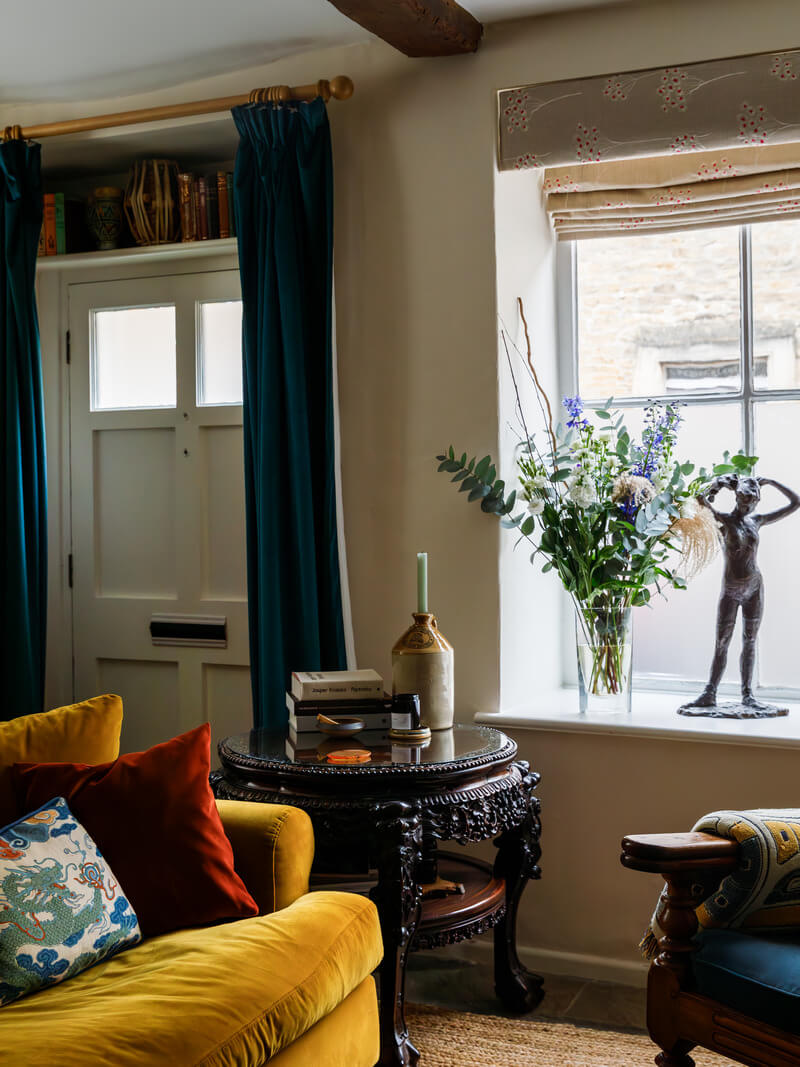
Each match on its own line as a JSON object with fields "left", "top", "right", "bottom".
{"left": 575, "top": 599, "right": 632, "bottom": 714}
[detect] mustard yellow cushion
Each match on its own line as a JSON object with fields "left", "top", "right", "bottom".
{"left": 269, "top": 977, "right": 379, "bottom": 1067}
{"left": 0, "top": 694, "right": 123, "bottom": 825}
{"left": 0, "top": 891, "right": 383, "bottom": 1067}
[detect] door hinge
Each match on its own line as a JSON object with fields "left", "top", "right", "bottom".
{"left": 65, "top": 330, "right": 71, "bottom": 364}
{"left": 68, "top": 553, "right": 73, "bottom": 589}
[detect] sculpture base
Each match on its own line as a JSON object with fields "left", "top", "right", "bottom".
{"left": 678, "top": 701, "right": 789, "bottom": 719}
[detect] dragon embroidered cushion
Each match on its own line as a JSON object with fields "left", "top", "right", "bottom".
{"left": 13, "top": 724, "right": 258, "bottom": 938}
{"left": 0, "top": 796, "right": 140, "bottom": 1006}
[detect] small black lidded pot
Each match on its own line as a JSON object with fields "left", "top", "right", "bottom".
{"left": 389, "top": 693, "right": 430, "bottom": 742}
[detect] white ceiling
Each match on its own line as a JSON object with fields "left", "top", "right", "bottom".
{"left": 2, "top": 0, "right": 628, "bottom": 103}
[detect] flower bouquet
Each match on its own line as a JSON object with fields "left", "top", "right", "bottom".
{"left": 437, "top": 316, "right": 752, "bottom": 713}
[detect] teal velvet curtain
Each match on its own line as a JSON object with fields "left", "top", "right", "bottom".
{"left": 0, "top": 140, "right": 47, "bottom": 718}
{"left": 232, "top": 99, "right": 346, "bottom": 730}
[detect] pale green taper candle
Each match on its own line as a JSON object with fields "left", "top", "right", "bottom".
{"left": 417, "top": 552, "right": 428, "bottom": 614}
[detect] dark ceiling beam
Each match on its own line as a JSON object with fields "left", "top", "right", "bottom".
{"left": 327, "top": 0, "right": 483, "bottom": 57}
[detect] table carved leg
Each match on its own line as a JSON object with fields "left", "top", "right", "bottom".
{"left": 369, "top": 802, "right": 424, "bottom": 1067}
{"left": 493, "top": 763, "right": 544, "bottom": 1012}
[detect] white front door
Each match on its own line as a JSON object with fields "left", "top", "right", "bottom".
{"left": 68, "top": 267, "right": 252, "bottom": 759}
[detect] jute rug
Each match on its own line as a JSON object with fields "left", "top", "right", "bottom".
{"left": 406, "top": 1005, "right": 735, "bottom": 1066}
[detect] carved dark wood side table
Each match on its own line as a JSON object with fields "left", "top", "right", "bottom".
{"left": 211, "top": 724, "right": 543, "bottom": 1067}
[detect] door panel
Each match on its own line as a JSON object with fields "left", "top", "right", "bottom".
{"left": 69, "top": 269, "right": 251, "bottom": 760}
{"left": 94, "top": 427, "right": 177, "bottom": 597}
{"left": 199, "top": 425, "right": 248, "bottom": 601}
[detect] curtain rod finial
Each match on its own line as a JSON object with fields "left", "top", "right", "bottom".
{"left": 329, "top": 76, "right": 354, "bottom": 101}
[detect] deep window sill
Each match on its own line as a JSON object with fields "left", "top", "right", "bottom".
{"left": 476, "top": 689, "right": 800, "bottom": 750}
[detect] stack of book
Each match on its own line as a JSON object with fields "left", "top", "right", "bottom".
{"left": 177, "top": 172, "right": 237, "bottom": 242}
{"left": 287, "top": 669, "right": 390, "bottom": 735}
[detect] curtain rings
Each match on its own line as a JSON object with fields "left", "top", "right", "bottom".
{"left": 247, "top": 86, "right": 290, "bottom": 106}
{"left": 316, "top": 80, "right": 331, "bottom": 103}
{"left": 2, "top": 125, "right": 24, "bottom": 143}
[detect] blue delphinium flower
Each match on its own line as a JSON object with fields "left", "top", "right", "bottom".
{"left": 563, "top": 395, "right": 589, "bottom": 430}
{"left": 631, "top": 402, "right": 682, "bottom": 481}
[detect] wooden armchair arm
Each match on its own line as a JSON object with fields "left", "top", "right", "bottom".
{"left": 621, "top": 829, "right": 742, "bottom": 1050}
{"left": 621, "top": 832, "right": 739, "bottom": 876}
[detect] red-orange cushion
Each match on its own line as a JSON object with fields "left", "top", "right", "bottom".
{"left": 12, "top": 723, "right": 258, "bottom": 938}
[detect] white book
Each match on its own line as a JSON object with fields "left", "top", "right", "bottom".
{"left": 290, "top": 669, "right": 383, "bottom": 702}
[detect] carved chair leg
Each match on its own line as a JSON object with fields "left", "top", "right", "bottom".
{"left": 647, "top": 873, "right": 701, "bottom": 1067}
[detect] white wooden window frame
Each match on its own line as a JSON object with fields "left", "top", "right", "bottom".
{"left": 555, "top": 224, "right": 800, "bottom": 700}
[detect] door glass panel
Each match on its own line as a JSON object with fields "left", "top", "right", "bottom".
{"left": 577, "top": 226, "right": 741, "bottom": 401}
{"left": 751, "top": 218, "right": 800, "bottom": 390}
{"left": 197, "top": 300, "right": 243, "bottom": 406}
{"left": 91, "top": 306, "right": 176, "bottom": 411}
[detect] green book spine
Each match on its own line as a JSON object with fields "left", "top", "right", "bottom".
{"left": 54, "top": 193, "right": 66, "bottom": 255}
{"left": 226, "top": 173, "right": 235, "bottom": 237}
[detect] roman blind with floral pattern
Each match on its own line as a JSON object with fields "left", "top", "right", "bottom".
{"left": 497, "top": 49, "right": 800, "bottom": 238}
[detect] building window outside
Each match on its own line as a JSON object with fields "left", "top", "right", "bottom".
{"left": 558, "top": 218, "right": 800, "bottom": 696}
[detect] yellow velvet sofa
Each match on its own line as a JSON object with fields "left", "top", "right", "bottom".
{"left": 0, "top": 700, "right": 383, "bottom": 1066}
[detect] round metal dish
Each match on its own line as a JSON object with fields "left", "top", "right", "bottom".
{"left": 315, "top": 715, "right": 366, "bottom": 737}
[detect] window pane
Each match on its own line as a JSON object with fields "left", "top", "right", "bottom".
{"left": 577, "top": 228, "right": 741, "bottom": 401}
{"left": 752, "top": 218, "right": 800, "bottom": 390}
{"left": 628, "top": 403, "right": 743, "bottom": 687}
{"left": 92, "top": 306, "right": 176, "bottom": 411}
{"left": 197, "top": 301, "right": 243, "bottom": 406}
{"left": 753, "top": 401, "right": 800, "bottom": 687}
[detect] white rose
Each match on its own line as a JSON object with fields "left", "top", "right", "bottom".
{"left": 527, "top": 498, "right": 545, "bottom": 516}
{"left": 530, "top": 473, "right": 548, "bottom": 490}
{"left": 568, "top": 477, "right": 597, "bottom": 508}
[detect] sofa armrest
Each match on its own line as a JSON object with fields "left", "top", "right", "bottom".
{"left": 216, "top": 799, "right": 315, "bottom": 914}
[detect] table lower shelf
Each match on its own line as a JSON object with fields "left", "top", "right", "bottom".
{"left": 413, "top": 852, "right": 506, "bottom": 949}
{"left": 311, "top": 851, "right": 506, "bottom": 951}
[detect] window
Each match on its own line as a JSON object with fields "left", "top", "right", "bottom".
{"left": 91, "top": 306, "right": 177, "bottom": 411}
{"left": 560, "top": 217, "right": 800, "bottom": 695}
{"left": 196, "top": 300, "right": 243, "bottom": 406}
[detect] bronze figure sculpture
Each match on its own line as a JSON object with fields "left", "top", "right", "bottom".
{"left": 679, "top": 473, "right": 800, "bottom": 719}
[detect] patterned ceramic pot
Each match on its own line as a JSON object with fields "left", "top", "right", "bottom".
{"left": 392, "top": 612, "right": 454, "bottom": 730}
{"left": 87, "top": 187, "right": 123, "bottom": 250}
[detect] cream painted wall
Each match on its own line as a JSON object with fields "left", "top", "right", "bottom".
{"left": 32, "top": 0, "right": 800, "bottom": 981}
{"left": 509, "top": 727, "right": 800, "bottom": 983}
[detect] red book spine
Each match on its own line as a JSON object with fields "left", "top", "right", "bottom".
{"left": 217, "top": 172, "right": 230, "bottom": 239}
{"left": 196, "top": 177, "right": 208, "bottom": 240}
{"left": 43, "top": 193, "right": 57, "bottom": 255}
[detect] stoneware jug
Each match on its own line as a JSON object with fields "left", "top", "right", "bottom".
{"left": 391, "top": 613, "right": 454, "bottom": 730}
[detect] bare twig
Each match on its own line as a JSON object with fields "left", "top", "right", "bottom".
{"left": 517, "top": 297, "right": 557, "bottom": 462}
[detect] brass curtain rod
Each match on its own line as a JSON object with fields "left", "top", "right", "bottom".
{"left": 1, "top": 75, "right": 354, "bottom": 142}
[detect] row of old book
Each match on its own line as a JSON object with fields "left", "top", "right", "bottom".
{"left": 177, "top": 172, "right": 238, "bottom": 242}
{"left": 38, "top": 193, "right": 93, "bottom": 256}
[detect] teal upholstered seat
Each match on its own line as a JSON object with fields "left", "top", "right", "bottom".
{"left": 693, "top": 929, "right": 800, "bottom": 1035}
